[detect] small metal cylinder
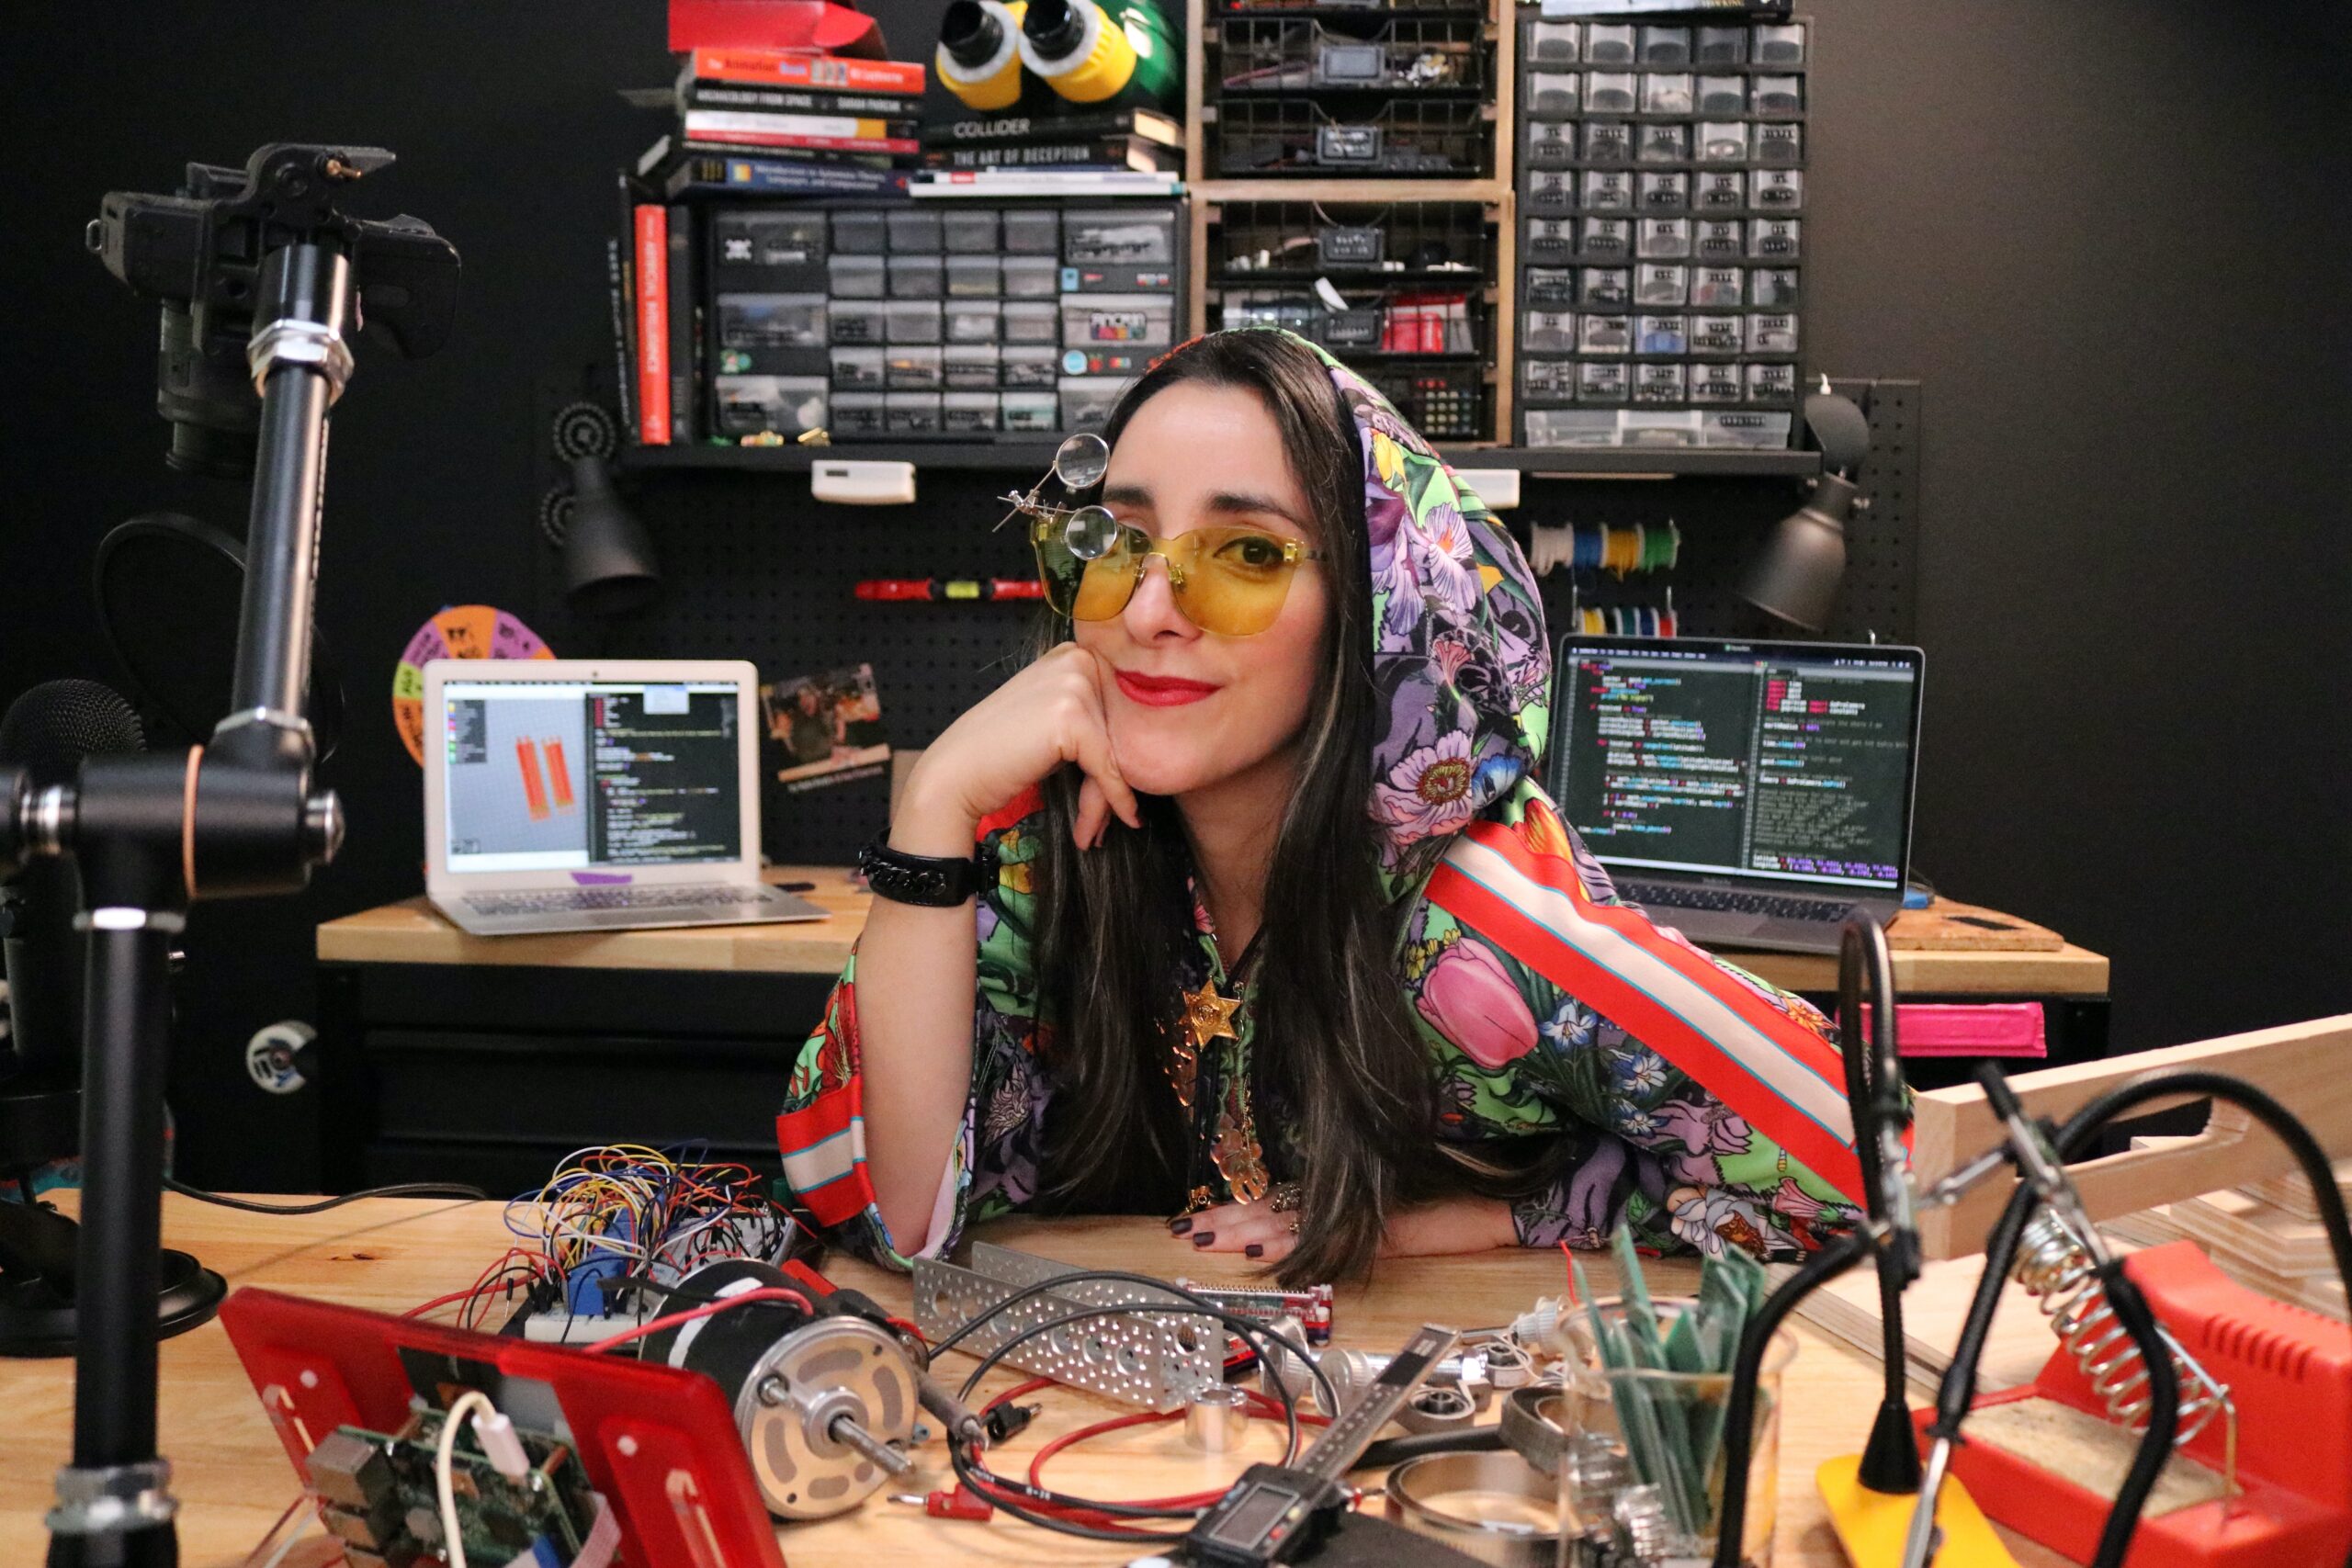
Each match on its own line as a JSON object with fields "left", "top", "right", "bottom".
{"left": 1183, "top": 1383, "right": 1250, "bottom": 1454}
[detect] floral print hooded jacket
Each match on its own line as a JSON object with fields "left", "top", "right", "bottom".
{"left": 779, "top": 331, "right": 1868, "bottom": 1269}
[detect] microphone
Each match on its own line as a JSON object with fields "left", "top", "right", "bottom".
{"left": 0, "top": 680, "right": 143, "bottom": 1100}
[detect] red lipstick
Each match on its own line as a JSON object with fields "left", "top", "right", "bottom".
{"left": 1116, "top": 671, "right": 1220, "bottom": 707}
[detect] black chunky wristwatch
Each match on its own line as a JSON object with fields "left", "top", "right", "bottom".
{"left": 857, "top": 834, "right": 988, "bottom": 907}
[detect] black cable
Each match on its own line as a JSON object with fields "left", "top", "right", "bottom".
{"left": 1710, "top": 1229, "right": 1877, "bottom": 1568}
{"left": 163, "top": 1175, "right": 488, "bottom": 1213}
{"left": 2081, "top": 1258, "right": 2177, "bottom": 1568}
{"left": 1838, "top": 914, "right": 1925, "bottom": 1495}
{"left": 948, "top": 1441, "right": 1183, "bottom": 1543}
{"left": 1352, "top": 1426, "right": 1505, "bottom": 1471}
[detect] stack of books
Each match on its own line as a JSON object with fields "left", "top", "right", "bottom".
{"left": 911, "top": 105, "right": 1183, "bottom": 198}
{"left": 646, "top": 46, "right": 928, "bottom": 200}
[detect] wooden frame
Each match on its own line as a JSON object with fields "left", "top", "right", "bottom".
{"left": 1910, "top": 1013, "right": 2352, "bottom": 1259}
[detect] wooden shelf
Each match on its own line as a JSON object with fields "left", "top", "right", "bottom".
{"left": 618, "top": 441, "right": 1821, "bottom": 479}
{"left": 1190, "top": 177, "right": 1510, "bottom": 203}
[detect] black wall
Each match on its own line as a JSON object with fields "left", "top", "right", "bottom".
{"left": 2, "top": 3, "right": 2345, "bottom": 1189}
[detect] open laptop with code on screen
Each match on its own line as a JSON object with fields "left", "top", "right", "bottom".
{"left": 1546, "top": 636, "right": 1924, "bottom": 955}
{"left": 422, "top": 659, "right": 825, "bottom": 936}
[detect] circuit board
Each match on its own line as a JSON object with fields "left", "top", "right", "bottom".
{"left": 307, "top": 1402, "right": 608, "bottom": 1568}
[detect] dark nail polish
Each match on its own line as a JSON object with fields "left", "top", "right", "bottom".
{"left": 1245, "top": 1243, "right": 1264, "bottom": 1259}
{"left": 1192, "top": 1231, "right": 1215, "bottom": 1247}
{"left": 1169, "top": 1217, "right": 1193, "bottom": 1235}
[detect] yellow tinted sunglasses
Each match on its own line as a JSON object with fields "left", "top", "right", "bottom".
{"left": 1004, "top": 434, "right": 1324, "bottom": 637}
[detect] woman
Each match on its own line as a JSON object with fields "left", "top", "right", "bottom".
{"left": 778, "top": 329, "right": 1865, "bottom": 1285}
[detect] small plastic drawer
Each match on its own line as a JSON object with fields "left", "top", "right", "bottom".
{"left": 1697, "top": 122, "right": 1749, "bottom": 163}
{"left": 712, "top": 375, "right": 827, "bottom": 437}
{"left": 829, "top": 300, "right": 888, "bottom": 345}
{"left": 885, "top": 392, "right": 943, "bottom": 434}
{"left": 1694, "top": 220, "right": 1746, "bottom": 262}
{"left": 1526, "top": 19, "right": 1579, "bottom": 63}
{"left": 944, "top": 299, "right": 1002, "bottom": 344}
{"left": 1634, "top": 264, "right": 1688, "bottom": 307}
{"left": 1689, "top": 313, "right": 1745, "bottom": 355}
{"left": 1749, "top": 219, "right": 1802, "bottom": 260}
{"left": 1001, "top": 345, "right": 1061, "bottom": 389}
{"left": 1753, "top": 74, "right": 1804, "bottom": 115}
{"left": 716, "top": 292, "right": 828, "bottom": 350}
{"left": 1525, "top": 121, "right": 1578, "bottom": 170}
{"left": 1690, "top": 266, "right": 1746, "bottom": 307}
{"left": 1067, "top": 208, "right": 1175, "bottom": 265}
{"left": 1058, "top": 376, "right": 1128, "bottom": 433}
{"left": 1525, "top": 409, "right": 1619, "bottom": 447}
{"left": 946, "top": 254, "right": 1002, "bottom": 299}
{"left": 1637, "top": 172, "right": 1689, "bottom": 213}
{"left": 1523, "top": 310, "right": 1576, "bottom": 354}
{"left": 829, "top": 390, "right": 887, "bottom": 437}
{"left": 1700, "top": 410, "right": 1793, "bottom": 448}
{"left": 1636, "top": 219, "right": 1690, "bottom": 260}
{"left": 1524, "top": 220, "right": 1577, "bottom": 265}
{"left": 1747, "top": 311, "right": 1799, "bottom": 355}
{"left": 1585, "top": 71, "right": 1636, "bottom": 114}
{"left": 1581, "top": 170, "right": 1634, "bottom": 211}
{"left": 1583, "top": 119, "right": 1634, "bottom": 166}
{"left": 1002, "top": 255, "right": 1061, "bottom": 299}
{"left": 1634, "top": 313, "right": 1686, "bottom": 356}
{"left": 942, "top": 391, "right": 1001, "bottom": 434}
{"left": 1528, "top": 72, "right": 1581, "bottom": 118}
{"left": 1525, "top": 172, "right": 1576, "bottom": 218}
{"left": 1697, "top": 74, "right": 1747, "bottom": 116}
{"left": 831, "top": 346, "right": 886, "bottom": 390}
{"left": 1636, "top": 123, "right": 1690, "bottom": 164}
{"left": 1001, "top": 390, "right": 1059, "bottom": 433}
{"left": 944, "top": 344, "right": 1001, "bottom": 389}
{"left": 1640, "top": 73, "right": 1692, "bottom": 115}
{"left": 1579, "top": 216, "right": 1633, "bottom": 261}
{"left": 831, "top": 210, "right": 888, "bottom": 255}
{"left": 1633, "top": 362, "right": 1686, "bottom": 405}
{"left": 1740, "top": 271, "right": 1794, "bottom": 312}
{"left": 828, "top": 254, "right": 887, "bottom": 299}
{"left": 1577, "top": 361, "right": 1629, "bottom": 404}
{"left": 1061, "top": 294, "right": 1172, "bottom": 352}
{"left": 885, "top": 299, "right": 943, "bottom": 344}
{"left": 1751, "top": 170, "right": 1805, "bottom": 213}
{"left": 1584, "top": 23, "right": 1634, "bottom": 64}
{"left": 1622, "top": 409, "right": 1702, "bottom": 445}
{"left": 1523, "top": 267, "right": 1577, "bottom": 310}
{"left": 943, "top": 209, "right": 1001, "bottom": 254}
{"left": 1696, "top": 170, "right": 1747, "bottom": 212}
{"left": 709, "top": 211, "right": 828, "bottom": 290}
{"left": 1521, "top": 357, "right": 1577, "bottom": 403}
{"left": 1001, "top": 300, "right": 1059, "bottom": 345}
{"left": 1579, "top": 266, "right": 1631, "bottom": 310}
{"left": 1637, "top": 25, "right": 1690, "bottom": 66}
{"left": 1689, "top": 360, "right": 1743, "bottom": 403}
{"left": 1746, "top": 362, "right": 1797, "bottom": 404}
{"left": 886, "top": 345, "right": 944, "bottom": 390}
{"left": 1755, "top": 23, "right": 1807, "bottom": 66}
{"left": 1577, "top": 312, "right": 1630, "bottom": 355}
{"left": 886, "top": 209, "right": 943, "bottom": 254}
{"left": 1002, "top": 209, "right": 1061, "bottom": 255}
{"left": 1756, "top": 123, "right": 1804, "bottom": 166}
{"left": 1694, "top": 26, "right": 1747, "bottom": 67}
{"left": 888, "top": 254, "right": 944, "bottom": 299}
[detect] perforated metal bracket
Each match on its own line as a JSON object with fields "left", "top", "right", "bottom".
{"left": 911, "top": 1244, "right": 1222, "bottom": 1411}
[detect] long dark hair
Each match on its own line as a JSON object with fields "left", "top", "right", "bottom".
{"left": 1027, "top": 332, "right": 1464, "bottom": 1284}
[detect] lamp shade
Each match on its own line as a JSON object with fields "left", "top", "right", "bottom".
{"left": 561, "top": 455, "right": 660, "bottom": 615}
{"left": 1742, "top": 470, "right": 1860, "bottom": 632}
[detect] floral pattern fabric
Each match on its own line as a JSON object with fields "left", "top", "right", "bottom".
{"left": 775, "top": 329, "right": 1868, "bottom": 1269}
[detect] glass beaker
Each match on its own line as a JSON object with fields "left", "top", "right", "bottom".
{"left": 1554, "top": 1296, "right": 1796, "bottom": 1568}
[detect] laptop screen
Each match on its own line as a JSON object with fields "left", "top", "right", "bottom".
{"left": 1549, "top": 639, "right": 1921, "bottom": 894}
{"left": 437, "top": 677, "right": 742, "bottom": 874}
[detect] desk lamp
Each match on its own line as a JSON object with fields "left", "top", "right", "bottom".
{"left": 1742, "top": 385, "right": 1871, "bottom": 631}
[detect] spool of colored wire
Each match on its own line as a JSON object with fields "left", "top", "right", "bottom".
{"left": 1644, "top": 519, "right": 1679, "bottom": 572}
{"left": 1573, "top": 524, "right": 1602, "bottom": 572}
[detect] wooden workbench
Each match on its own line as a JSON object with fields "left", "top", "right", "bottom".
{"left": 318, "top": 865, "right": 2111, "bottom": 998}
{"left": 0, "top": 1197, "right": 2073, "bottom": 1568}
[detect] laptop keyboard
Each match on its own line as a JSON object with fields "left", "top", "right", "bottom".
{"left": 1621, "top": 880, "right": 1857, "bottom": 923}
{"left": 464, "top": 886, "right": 775, "bottom": 917}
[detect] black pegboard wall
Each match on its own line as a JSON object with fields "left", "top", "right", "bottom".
{"left": 532, "top": 378, "right": 1919, "bottom": 860}
{"left": 1520, "top": 377, "right": 1920, "bottom": 648}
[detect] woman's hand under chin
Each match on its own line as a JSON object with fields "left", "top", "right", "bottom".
{"left": 1167, "top": 1195, "right": 1516, "bottom": 1266}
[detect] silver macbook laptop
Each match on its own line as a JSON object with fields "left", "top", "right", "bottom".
{"left": 422, "top": 659, "right": 826, "bottom": 936}
{"left": 1546, "top": 636, "right": 1924, "bottom": 955}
